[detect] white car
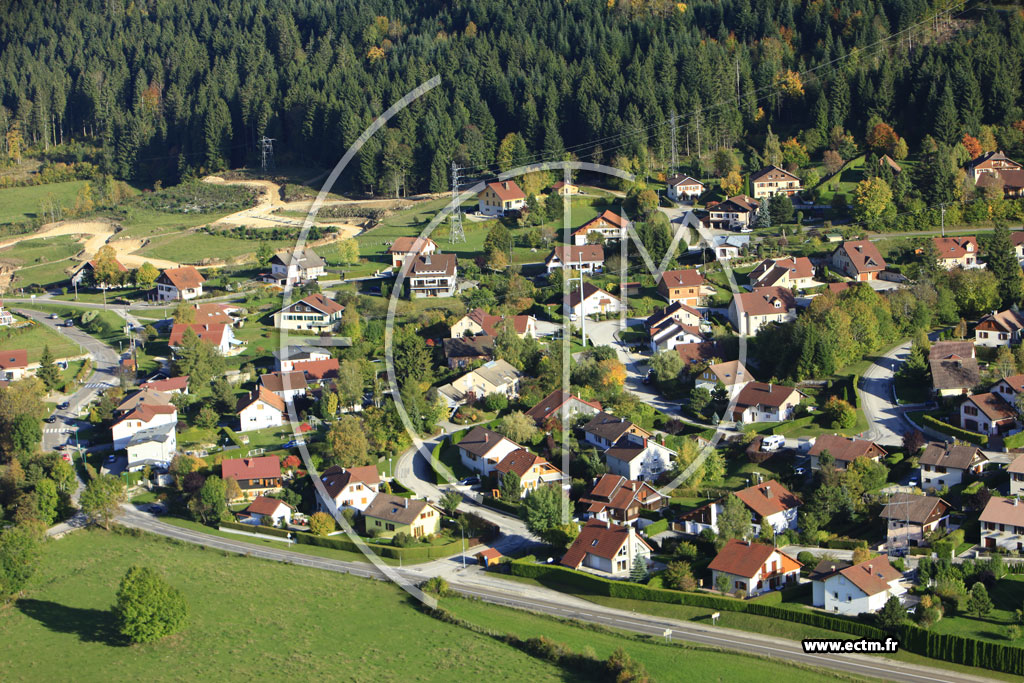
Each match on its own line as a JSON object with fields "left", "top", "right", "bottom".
{"left": 761, "top": 435, "right": 785, "bottom": 452}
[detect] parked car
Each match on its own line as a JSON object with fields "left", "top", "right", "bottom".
{"left": 58, "top": 401, "right": 70, "bottom": 410}
{"left": 64, "top": 319, "right": 75, "bottom": 327}
{"left": 761, "top": 435, "right": 785, "bottom": 452}
{"left": 283, "top": 439, "right": 306, "bottom": 449}
{"left": 458, "top": 476, "right": 479, "bottom": 487}
{"left": 48, "top": 313, "right": 59, "bottom": 320}
{"left": 793, "top": 467, "right": 806, "bottom": 476}
{"left": 44, "top": 415, "right": 57, "bottom": 423}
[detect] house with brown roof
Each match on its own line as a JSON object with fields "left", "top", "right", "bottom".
{"left": 731, "top": 381, "right": 803, "bottom": 424}
{"left": 708, "top": 195, "right": 759, "bottom": 230}
{"left": 550, "top": 180, "right": 580, "bottom": 196}
{"left": 930, "top": 341, "right": 975, "bottom": 361}
{"left": 238, "top": 496, "right": 294, "bottom": 527}
{"left": 560, "top": 518, "right": 653, "bottom": 577}
{"left": 525, "top": 390, "right": 602, "bottom": 429}
{"left": 457, "top": 426, "right": 523, "bottom": 477}
{"left": 0, "top": 349, "right": 28, "bottom": 380}
{"left": 449, "top": 308, "right": 536, "bottom": 339}
{"left": 709, "top": 539, "right": 801, "bottom": 597}
{"left": 657, "top": 269, "right": 705, "bottom": 307}
{"left": 565, "top": 282, "right": 623, "bottom": 318}
{"left": 292, "top": 358, "right": 339, "bottom": 383}
{"left": 71, "top": 256, "right": 129, "bottom": 288}
{"left": 812, "top": 556, "right": 906, "bottom": 616}
{"left": 272, "top": 293, "right": 344, "bottom": 332}
{"left": 259, "top": 370, "right": 308, "bottom": 405}
{"left": 728, "top": 286, "right": 798, "bottom": 336}
{"left": 929, "top": 355, "right": 980, "bottom": 397}
{"left": 580, "top": 474, "right": 664, "bottom": 526}
{"left": 478, "top": 180, "right": 526, "bottom": 217}
{"left": 603, "top": 436, "right": 677, "bottom": 482}
{"left": 880, "top": 493, "right": 951, "bottom": 549}
{"left": 666, "top": 174, "right": 705, "bottom": 202}
{"left": 155, "top": 266, "right": 206, "bottom": 301}
{"left": 363, "top": 494, "right": 442, "bottom": 539}
{"left": 646, "top": 301, "right": 702, "bottom": 332}
{"left": 387, "top": 237, "right": 437, "bottom": 269}
{"left": 960, "top": 392, "right": 1017, "bottom": 436}
{"left": 168, "top": 322, "right": 237, "bottom": 355}
{"left": 980, "top": 496, "right": 1024, "bottom": 551}
{"left": 236, "top": 386, "right": 286, "bottom": 432}
{"left": 494, "top": 449, "right": 564, "bottom": 497}
{"left": 315, "top": 464, "right": 381, "bottom": 513}
{"left": 268, "top": 248, "right": 326, "bottom": 286}
{"left": 975, "top": 309, "right": 1024, "bottom": 348}
{"left": 830, "top": 240, "right": 886, "bottom": 281}
{"left": 808, "top": 435, "right": 887, "bottom": 471}
{"left": 678, "top": 479, "right": 801, "bottom": 537}
{"left": 441, "top": 335, "right": 495, "bottom": 369}
{"left": 748, "top": 256, "right": 815, "bottom": 290}
{"left": 694, "top": 360, "right": 752, "bottom": 396}
{"left": 572, "top": 210, "right": 629, "bottom": 246}
{"left": 649, "top": 320, "right": 703, "bottom": 353}
{"left": 991, "top": 374, "right": 1024, "bottom": 402}
{"left": 221, "top": 455, "right": 283, "bottom": 501}
{"left": 879, "top": 155, "right": 902, "bottom": 174}
{"left": 1009, "top": 454, "right": 1024, "bottom": 496}
{"left": 932, "top": 236, "right": 981, "bottom": 269}
{"left": 140, "top": 375, "right": 189, "bottom": 394}
{"left": 751, "top": 165, "right": 802, "bottom": 199}
{"left": 967, "top": 151, "right": 1024, "bottom": 197}
{"left": 675, "top": 341, "right": 723, "bottom": 366}
{"left": 545, "top": 244, "right": 605, "bottom": 274}
{"left": 919, "top": 441, "right": 988, "bottom": 491}
{"left": 405, "top": 253, "right": 457, "bottom": 298}
{"left": 582, "top": 412, "right": 651, "bottom": 451}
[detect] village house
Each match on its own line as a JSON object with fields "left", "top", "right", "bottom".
{"left": 750, "top": 165, "right": 802, "bottom": 199}
{"left": 679, "top": 480, "right": 800, "bottom": 537}
{"left": 168, "top": 322, "right": 237, "bottom": 355}
{"left": 728, "top": 286, "right": 798, "bottom": 336}
{"left": 405, "top": 253, "right": 457, "bottom": 298}
{"left": 709, "top": 540, "right": 802, "bottom": 598}
{"left": 708, "top": 195, "right": 759, "bottom": 231}
{"left": 974, "top": 309, "right": 1024, "bottom": 348}
{"left": 291, "top": 358, "right": 339, "bottom": 383}
{"left": 829, "top": 240, "right": 886, "bottom": 281}
{"left": 1010, "top": 454, "right": 1024, "bottom": 496}
{"left": 747, "top": 257, "right": 815, "bottom": 290}
{"left": 665, "top": 174, "right": 705, "bottom": 202}
{"left": 550, "top": 180, "right": 579, "bottom": 196}
{"left": 155, "top": 266, "right": 205, "bottom": 301}
{"left": 0, "top": 304, "right": 13, "bottom": 327}
{"left": 966, "top": 151, "right": 1024, "bottom": 197}
{"left": 116, "top": 388, "right": 173, "bottom": 416}
{"left": 221, "top": 455, "right": 283, "bottom": 501}
{"left": 442, "top": 336, "right": 494, "bottom": 369}
{"left": 919, "top": 441, "right": 988, "bottom": 491}
{"left": 140, "top": 375, "right": 189, "bottom": 394}
{"left": 932, "top": 236, "right": 981, "bottom": 269}
{"left": 603, "top": 435, "right": 676, "bottom": 482}
{"left": 675, "top": 341, "right": 724, "bottom": 367}
{"left": 259, "top": 370, "right": 308, "bottom": 405}
{"left": 657, "top": 269, "right": 705, "bottom": 307}
{"left": 709, "top": 234, "right": 750, "bottom": 261}
{"left": 71, "top": 257, "right": 128, "bottom": 288}
{"left": 235, "top": 386, "right": 286, "bottom": 432}
{"left": 810, "top": 556, "right": 906, "bottom": 616}
{"left": 545, "top": 244, "right": 605, "bottom": 274}
{"left": 694, "top": 360, "right": 752, "bottom": 396}
{"left": 560, "top": 518, "right": 653, "bottom": 578}
{"left": 649, "top": 320, "right": 703, "bottom": 354}
{"left": 565, "top": 282, "right": 623, "bottom": 318}
{"left": 0, "top": 350, "right": 28, "bottom": 381}
{"left": 808, "top": 435, "right": 887, "bottom": 471}
{"left": 646, "top": 301, "right": 703, "bottom": 332}
{"left": 192, "top": 302, "right": 245, "bottom": 327}
{"left": 111, "top": 403, "right": 177, "bottom": 452}
{"left": 125, "top": 422, "right": 177, "bottom": 472}
{"left": 525, "top": 390, "right": 602, "bottom": 428}
{"left": 437, "top": 359, "right": 523, "bottom": 409}
{"left": 449, "top": 308, "right": 536, "bottom": 339}
{"left": 582, "top": 412, "right": 651, "bottom": 451}
{"left": 731, "top": 381, "right": 803, "bottom": 424}
{"left": 991, "top": 374, "right": 1024, "bottom": 402}
{"left": 880, "top": 493, "right": 951, "bottom": 549}
{"left": 579, "top": 474, "right": 664, "bottom": 526}
{"left": 980, "top": 496, "right": 1024, "bottom": 551}
{"left": 960, "top": 392, "right": 1017, "bottom": 435}
{"left": 267, "top": 248, "right": 326, "bottom": 286}
{"left": 494, "top": 449, "right": 565, "bottom": 498}
{"left": 239, "top": 497, "right": 294, "bottom": 527}
{"left": 272, "top": 293, "right": 344, "bottom": 332}
{"left": 457, "top": 426, "right": 523, "bottom": 477}
{"left": 572, "top": 210, "right": 629, "bottom": 246}
{"left": 315, "top": 464, "right": 381, "bottom": 513}
{"left": 363, "top": 494, "right": 442, "bottom": 539}
{"left": 477, "top": 180, "right": 526, "bottom": 217}
{"left": 929, "top": 341, "right": 979, "bottom": 397}
{"left": 273, "top": 345, "right": 333, "bottom": 372}
{"left": 387, "top": 236, "right": 437, "bottom": 269}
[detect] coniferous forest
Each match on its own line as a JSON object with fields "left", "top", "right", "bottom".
{"left": 1, "top": 0, "right": 1023, "bottom": 196}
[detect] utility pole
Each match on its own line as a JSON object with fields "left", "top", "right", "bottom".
{"left": 669, "top": 113, "right": 678, "bottom": 173}
{"left": 578, "top": 252, "right": 586, "bottom": 349}
{"left": 449, "top": 161, "right": 465, "bottom": 244}
{"left": 735, "top": 58, "right": 741, "bottom": 105}
{"left": 940, "top": 204, "right": 946, "bottom": 237}
{"left": 260, "top": 136, "right": 275, "bottom": 172}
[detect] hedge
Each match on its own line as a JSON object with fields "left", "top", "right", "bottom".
{"left": 643, "top": 518, "right": 669, "bottom": 537}
{"left": 222, "top": 427, "right": 245, "bottom": 448}
{"left": 508, "top": 560, "right": 1024, "bottom": 674}
{"left": 849, "top": 375, "right": 860, "bottom": 410}
{"left": 482, "top": 495, "right": 521, "bottom": 515}
{"left": 220, "top": 521, "right": 292, "bottom": 539}
{"left": 449, "top": 429, "right": 466, "bottom": 446}
{"left": 825, "top": 538, "right": 868, "bottom": 550}
{"left": 918, "top": 414, "right": 988, "bottom": 446}
{"left": 1004, "top": 431, "right": 1024, "bottom": 450}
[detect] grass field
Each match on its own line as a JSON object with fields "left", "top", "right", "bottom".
{"left": 928, "top": 574, "right": 1024, "bottom": 645}
{"left": 139, "top": 231, "right": 295, "bottom": 264}
{"left": 0, "top": 316, "right": 80, "bottom": 361}
{"left": 0, "top": 181, "right": 89, "bottom": 224}
{"left": 0, "top": 529, "right": 566, "bottom": 681}
{"left": 11, "top": 302, "right": 128, "bottom": 346}
{"left": 0, "top": 234, "right": 82, "bottom": 266}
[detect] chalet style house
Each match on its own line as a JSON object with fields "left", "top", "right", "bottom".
{"left": 387, "top": 237, "right": 437, "bottom": 269}
{"left": 272, "top": 293, "right": 344, "bottom": 332}
{"left": 932, "top": 236, "right": 980, "bottom": 269}
{"left": 750, "top": 165, "right": 802, "bottom": 199}
{"left": 960, "top": 392, "right": 1017, "bottom": 436}
{"left": 966, "top": 151, "right": 1024, "bottom": 197}
{"left": 830, "top": 240, "right": 886, "bottom": 281}
{"left": 881, "top": 493, "right": 951, "bottom": 549}
{"left": 572, "top": 210, "right": 629, "bottom": 245}
{"left": 708, "top": 195, "right": 759, "bottom": 230}
{"left": 974, "top": 309, "right": 1024, "bottom": 348}
{"left": 560, "top": 518, "right": 652, "bottom": 578}
{"left": 657, "top": 269, "right": 705, "bottom": 307}
{"left": 665, "top": 174, "right": 705, "bottom": 201}
{"left": 221, "top": 455, "right": 283, "bottom": 501}
{"left": 405, "top": 253, "right": 457, "bottom": 298}
{"left": 268, "top": 248, "right": 326, "bottom": 285}
{"left": 808, "top": 435, "right": 887, "bottom": 470}
{"left": 918, "top": 442, "right": 988, "bottom": 491}
{"left": 709, "top": 540, "right": 801, "bottom": 598}
{"left": 545, "top": 244, "right": 605, "bottom": 274}
{"left": 580, "top": 474, "right": 664, "bottom": 525}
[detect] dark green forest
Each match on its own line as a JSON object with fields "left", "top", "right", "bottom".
{"left": 1, "top": 0, "right": 1023, "bottom": 194}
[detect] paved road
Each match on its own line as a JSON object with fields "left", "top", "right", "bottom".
{"left": 859, "top": 339, "right": 914, "bottom": 448}
{"left": 115, "top": 504, "right": 992, "bottom": 683}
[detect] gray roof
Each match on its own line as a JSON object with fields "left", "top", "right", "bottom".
{"left": 880, "top": 494, "right": 951, "bottom": 525}
{"left": 443, "top": 336, "right": 495, "bottom": 360}
{"left": 583, "top": 412, "right": 638, "bottom": 444}
{"left": 126, "top": 422, "right": 176, "bottom": 447}
{"left": 473, "top": 359, "right": 522, "bottom": 387}
{"left": 271, "top": 248, "right": 325, "bottom": 269}
{"left": 929, "top": 357, "right": 980, "bottom": 392}
{"left": 919, "top": 442, "right": 986, "bottom": 470}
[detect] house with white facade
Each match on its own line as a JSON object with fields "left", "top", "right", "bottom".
{"left": 649, "top": 320, "right": 704, "bottom": 353}
{"left": 155, "top": 266, "right": 205, "bottom": 301}
{"left": 810, "top": 557, "right": 906, "bottom": 616}
{"left": 974, "top": 309, "right": 1024, "bottom": 348}
{"left": 808, "top": 434, "right": 887, "bottom": 471}
{"left": 830, "top": 241, "right": 886, "bottom": 281}
{"left": 545, "top": 244, "right": 605, "bottom": 274}
{"left": 709, "top": 234, "right": 750, "bottom": 261}
{"left": 1010, "top": 454, "right": 1024, "bottom": 496}
{"left": 708, "top": 195, "right": 758, "bottom": 230}
{"left": 708, "top": 539, "right": 802, "bottom": 598}
{"left": 565, "top": 282, "right": 623, "bottom": 319}
{"left": 456, "top": 426, "right": 523, "bottom": 477}
{"left": 239, "top": 496, "right": 295, "bottom": 527}
{"left": 494, "top": 449, "right": 565, "bottom": 497}
{"left": 645, "top": 302, "right": 703, "bottom": 333}
{"left": 387, "top": 237, "right": 437, "bottom": 269}
{"left": 437, "top": 359, "right": 523, "bottom": 409}
{"left": 933, "top": 236, "right": 981, "bottom": 269}
{"left": 748, "top": 257, "right": 815, "bottom": 290}
{"left": 450, "top": 308, "right": 536, "bottom": 339}
{"left": 560, "top": 518, "right": 653, "bottom": 578}
{"left": 730, "top": 382, "right": 803, "bottom": 424}
{"left": 960, "top": 392, "right": 1017, "bottom": 436}
{"left": 918, "top": 442, "right": 988, "bottom": 492}
{"left": 405, "top": 253, "right": 457, "bottom": 298}
{"left": 666, "top": 174, "right": 705, "bottom": 202}
{"left": 525, "top": 390, "right": 602, "bottom": 428}
{"left": 315, "top": 464, "right": 381, "bottom": 513}
{"left": 169, "top": 322, "right": 237, "bottom": 355}
{"left": 604, "top": 436, "right": 676, "bottom": 482}
{"left": 236, "top": 386, "right": 285, "bottom": 432}
{"left": 274, "top": 345, "right": 333, "bottom": 372}
{"left": 477, "top": 180, "right": 526, "bottom": 217}
{"left": 268, "top": 248, "right": 326, "bottom": 286}
{"left": 694, "top": 360, "right": 752, "bottom": 396}
{"left": 980, "top": 496, "right": 1024, "bottom": 552}
{"left": 678, "top": 479, "right": 800, "bottom": 537}
{"left": 0, "top": 349, "right": 28, "bottom": 381}
{"left": 125, "top": 422, "right": 177, "bottom": 472}
{"left": 582, "top": 412, "right": 651, "bottom": 451}
{"left": 112, "top": 404, "right": 178, "bottom": 452}
{"left": 729, "top": 287, "right": 798, "bottom": 336}
{"left": 259, "top": 370, "right": 308, "bottom": 405}
{"left": 272, "top": 293, "right": 344, "bottom": 332}
{"left": 571, "top": 210, "right": 629, "bottom": 246}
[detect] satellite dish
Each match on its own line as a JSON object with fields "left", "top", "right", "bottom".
{"left": 546, "top": 557, "right": 554, "bottom": 564}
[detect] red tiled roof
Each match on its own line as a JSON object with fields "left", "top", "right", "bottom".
{"left": 222, "top": 455, "right": 281, "bottom": 482}
{"left": 245, "top": 496, "right": 293, "bottom": 516}
{"left": 964, "top": 392, "right": 1016, "bottom": 422}
{"left": 732, "top": 286, "right": 797, "bottom": 316}
{"left": 112, "top": 403, "right": 176, "bottom": 428}
{"left": 388, "top": 236, "right": 436, "bottom": 255}
{"left": 0, "top": 349, "right": 27, "bottom": 369}
{"left": 808, "top": 434, "right": 887, "bottom": 463}
{"left": 235, "top": 386, "right": 286, "bottom": 414}
{"left": 708, "top": 539, "right": 801, "bottom": 579}
{"left": 838, "top": 557, "right": 903, "bottom": 597}
{"left": 835, "top": 240, "right": 886, "bottom": 274}
{"left": 573, "top": 210, "right": 629, "bottom": 237}
{"left": 675, "top": 341, "right": 722, "bottom": 365}
{"left": 319, "top": 464, "right": 380, "bottom": 500}
{"left": 495, "top": 449, "right": 543, "bottom": 478}
{"left": 751, "top": 165, "right": 800, "bottom": 183}
{"left": 525, "top": 390, "right": 601, "bottom": 424}
{"left": 659, "top": 269, "right": 705, "bottom": 288}
{"left": 139, "top": 376, "right": 189, "bottom": 392}
{"left": 285, "top": 293, "right": 344, "bottom": 316}
{"left": 169, "top": 322, "right": 229, "bottom": 347}
{"left": 979, "top": 496, "right": 1024, "bottom": 527}
{"left": 158, "top": 266, "right": 205, "bottom": 290}
{"left": 482, "top": 180, "right": 526, "bottom": 202}
{"left": 290, "top": 358, "right": 340, "bottom": 380}
{"left": 933, "top": 236, "right": 979, "bottom": 260}
{"left": 561, "top": 518, "right": 652, "bottom": 568}
{"left": 733, "top": 479, "right": 801, "bottom": 518}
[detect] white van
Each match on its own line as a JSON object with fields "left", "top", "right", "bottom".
{"left": 761, "top": 435, "right": 785, "bottom": 452}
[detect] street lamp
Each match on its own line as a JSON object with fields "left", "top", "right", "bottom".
{"left": 460, "top": 523, "right": 466, "bottom": 569}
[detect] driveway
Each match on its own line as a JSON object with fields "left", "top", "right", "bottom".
{"left": 859, "top": 339, "right": 913, "bottom": 447}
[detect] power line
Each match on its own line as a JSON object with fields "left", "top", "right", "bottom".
{"left": 449, "top": 161, "right": 465, "bottom": 244}
{"left": 260, "top": 135, "right": 275, "bottom": 172}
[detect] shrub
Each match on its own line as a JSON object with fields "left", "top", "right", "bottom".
{"left": 393, "top": 531, "right": 416, "bottom": 547}
{"left": 113, "top": 566, "right": 188, "bottom": 644}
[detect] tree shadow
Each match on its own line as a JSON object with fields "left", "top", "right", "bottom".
{"left": 15, "top": 599, "right": 125, "bottom": 646}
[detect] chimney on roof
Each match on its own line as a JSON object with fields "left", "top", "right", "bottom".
{"left": 484, "top": 433, "right": 489, "bottom": 443}
{"left": 765, "top": 485, "right": 772, "bottom": 498}
{"left": 830, "top": 564, "right": 836, "bottom": 572}
{"left": 606, "top": 518, "right": 611, "bottom": 529}
{"left": 768, "top": 383, "right": 772, "bottom": 393}
{"left": 403, "top": 498, "right": 408, "bottom": 508}
{"left": 867, "top": 564, "right": 872, "bottom": 573}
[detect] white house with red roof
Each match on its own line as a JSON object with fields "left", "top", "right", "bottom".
{"left": 730, "top": 381, "right": 803, "bottom": 423}
{"left": 156, "top": 266, "right": 205, "bottom": 301}
{"left": 572, "top": 210, "right": 629, "bottom": 246}
{"left": 456, "top": 426, "right": 523, "bottom": 477}
{"left": 728, "top": 287, "right": 798, "bottom": 336}
{"left": 0, "top": 349, "right": 29, "bottom": 380}
{"left": 666, "top": 174, "right": 705, "bottom": 202}
{"left": 524, "top": 390, "right": 601, "bottom": 428}
{"left": 974, "top": 309, "right": 1024, "bottom": 348}
{"left": 811, "top": 556, "right": 906, "bottom": 616}
{"left": 272, "top": 293, "right": 345, "bottom": 332}
{"left": 477, "top": 180, "right": 526, "bottom": 217}
{"left": 140, "top": 375, "right": 189, "bottom": 394}
{"left": 748, "top": 256, "right": 815, "bottom": 290}
{"left": 236, "top": 386, "right": 285, "bottom": 432}
{"left": 315, "top": 464, "right": 381, "bottom": 513}
{"left": 960, "top": 392, "right": 1017, "bottom": 436}
{"left": 169, "top": 322, "right": 236, "bottom": 355}
{"left": 830, "top": 240, "right": 886, "bottom": 281}
{"left": 238, "top": 496, "right": 294, "bottom": 527}
{"left": 565, "top": 282, "right": 623, "bottom": 318}
{"left": 387, "top": 237, "right": 437, "bottom": 269}
{"left": 808, "top": 434, "right": 887, "bottom": 471}
{"left": 932, "top": 236, "right": 981, "bottom": 269}
{"left": 709, "top": 539, "right": 802, "bottom": 597}
{"left": 449, "top": 308, "right": 537, "bottom": 339}
{"left": 112, "top": 403, "right": 178, "bottom": 451}
{"left": 678, "top": 479, "right": 800, "bottom": 536}
{"left": 560, "top": 518, "right": 652, "bottom": 577}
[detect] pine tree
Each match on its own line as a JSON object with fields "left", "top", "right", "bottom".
{"left": 987, "top": 222, "right": 1024, "bottom": 308}
{"left": 933, "top": 82, "right": 960, "bottom": 145}
{"left": 36, "top": 346, "right": 60, "bottom": 391}
{"left": 629, "top": 554, "right": 648, "bottom": 583}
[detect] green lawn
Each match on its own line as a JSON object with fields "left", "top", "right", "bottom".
{"left": 0, "top": 234, "right": 82, "bottom": 266}
{"left": 11, "top": 302, "right": 128, "bottom": 347}
{"left": 0, "top": 529, "right": 566, "bottom": 680}
{"left": 0, "top": 316, "right": 81, "bottom": 361}
{"left": 139, "top": 231, "right": 296, "bottom": 264}
{"left": 929, "top": 574, "right": 1024, "bottom": 645}
{"left": 0, "top": 180, "right": 89, "bottom": 224}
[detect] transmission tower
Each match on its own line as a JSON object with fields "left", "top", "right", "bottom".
{"left": 449, "top": 161, "right": 465, "bottom": 244}
{"left": 260, "top": 136, "right": 275, "bottom": 172}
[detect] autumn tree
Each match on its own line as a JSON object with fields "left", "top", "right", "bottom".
{"left": 309, "top": 511, "right": 336, "bottom": 536}
{"left": 961, "top": 134, "right": 982, "bottom": 159}
{"left": 91, "top": 245, "right": 123, "bottom": 287}
{"left": 866, "top": 122, "right": 899, "bottom": 155}
{"left": 852, "top": 177, "right": 895, "bottom": 230}
{"left": 327, "top": 415, "right": 372, "bottom": 467}
{"left": 133, "top": 262, "right": 159, "bottom": 289}
{"left": 823, "top": 150, "right": 844, "bottom": 175}
{"left": 719, "top": 170, "right": 743, "bottom": 197}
